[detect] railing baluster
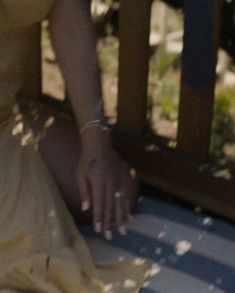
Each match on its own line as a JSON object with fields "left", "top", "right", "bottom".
{"left": 177, "top": 0, "right": 222, "bottom": 162}
{"left": 117, "top": 0, "right": 152, "bottom": 136}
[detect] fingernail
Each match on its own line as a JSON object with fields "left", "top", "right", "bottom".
{"left": 81, "top": 200, "right": 89, "bottom": 211}
{"left": 119, "top": 225, "right": 127, "bottom": 236}
{"left": 105, "top": 230, "right": 112, "bottom": 241}
{"left": 95, "top": 222, "right": 102, "bottom": 233}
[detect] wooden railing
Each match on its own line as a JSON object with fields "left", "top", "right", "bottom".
{"left": 22, "top": 0, "right": 235, "bottom": 222}
{"left": 114, "top": 0, "right": 235, "bottom": 221}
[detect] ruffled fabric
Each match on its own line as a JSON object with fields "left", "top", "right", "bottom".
{"left": 0, "top": 1, "right": 152, "bottom": 291}
{"left": 0, "top": 103, "right": 151, "bottom": 293}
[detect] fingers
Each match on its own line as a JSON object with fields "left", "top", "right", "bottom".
{"left": 103, "top": 182, "right": 129, "bottom": 240}
{"left": 77, "top": 151, "right": 138, "bottom": 241}
{"left": 107, "top": 166, "right": 135, "bottom": 239}
{"left": 90, "top": 177, "right": 104, "bottom": 233}
{"left": 115, "top": 194, "right": 127, "bottom": 236}
{"left": 104, "top": 182, "right": 114, "bottom": 240}
{"left": 77, "top": 169, "right": 91, "bottom": 212}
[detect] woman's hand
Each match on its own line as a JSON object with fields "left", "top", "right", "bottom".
{"left": 76, "top": 130, "right": 137, "bottom": 240}
{"left": 49, "top": 0, "right": 138, "bottom": 237}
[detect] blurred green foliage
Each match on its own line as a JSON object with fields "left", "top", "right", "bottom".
{"left": 155, "top": 47, "right": 179, "bottom": 80}
{"left": 94, "top": 0, "right": 235, "bottom": 159}
{"left": 150, "top": 47, "right": 180, "bottom": 121}
{"left": 211, "top": 87, "right": 235, "bottom": 158}
{"left": 150, "top": 46, "right": 235, "bottom": 159}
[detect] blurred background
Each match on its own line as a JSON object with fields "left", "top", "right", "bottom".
{"left": 41, "top": 0, "right": 235, "bottom": 160}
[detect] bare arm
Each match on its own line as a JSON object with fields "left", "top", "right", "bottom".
{"left": 48, "top": 0, "right": 110, "bottom": 149}
{"left": 48, "top": 0, "right": 135, "bottom": 239}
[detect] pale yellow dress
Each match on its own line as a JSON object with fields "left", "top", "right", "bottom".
{"left": 0, "top": 1, "right": 151, "bottom": 292}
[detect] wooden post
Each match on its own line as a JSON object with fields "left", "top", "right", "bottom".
{"left": 177, "top": 0, "right": 222, "bottom": 162}
{"left": 21, "top": 24, "right": 42, "bottom": 100}
{"left": 117, "top": 0, "right": 152, "bottom": 136}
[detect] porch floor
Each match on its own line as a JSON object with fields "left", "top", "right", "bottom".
{"left": 79, "top": 186, "right": 235, "bottom": 293}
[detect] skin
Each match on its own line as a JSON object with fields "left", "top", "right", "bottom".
{"left": 32, "top": 0, "right": 139, "bottom": 240}
{"left": 21, "top": 102, "right": 139, "bottom": 227}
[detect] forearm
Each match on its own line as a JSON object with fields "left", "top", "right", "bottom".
{"left": 48, "top": 0, "right": 110, "bottom": 149}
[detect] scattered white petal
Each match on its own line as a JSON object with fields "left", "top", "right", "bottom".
{"left": 12, "top": 122, "right": 23, "bottom": 135}
{"left": 150, "top": 264, "right": 161, "bottom": 276}
{"left": 158, "top": 231, "right": 166, "bottom": 239}
{"left": 175, "top": 240, "right": 192, "bottom": 256}
{"left": 143, "top": 281, "right": 150, "bottom": 288}
{"left": 168, "top": 140, "right": 177, "bottom": 148}
{"left": 104, "top": 283, "right": 113, "bottom": 292}
{"left": 21, "top": 131, "right": 33, "bottom": 146}
{"left": 44, "top": 116, "right": 55, "bottom": 128}
{"left": 130, "top": 168, "right": 136, "bottom": 178}
{"left": 124, "top": 279, "right": 137, "bottom": 289}
{"left": 118, "top": 256, "right": 124, "bottom": 262}
{"left": 203, "top": 217, "right": 213, "bottom": 226}
{"left": 213, "top": 169, "right": 232, "bottom": 180}
{"left": 134, "top": 258, "right": 146, "bottom": 266}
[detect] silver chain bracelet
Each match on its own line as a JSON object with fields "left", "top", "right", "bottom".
{"left": 79, "top": 119, "right": 111, "bottom": 135}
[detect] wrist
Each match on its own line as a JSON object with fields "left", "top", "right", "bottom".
{"left": 80, "top": 125, "right": 112, "bottom": 152}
